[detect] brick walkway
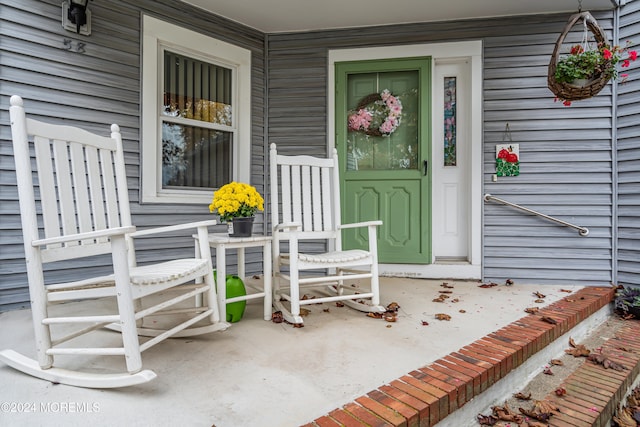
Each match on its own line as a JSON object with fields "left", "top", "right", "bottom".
{"left": 303, "top": 286, "right": 620, "bottom": 427}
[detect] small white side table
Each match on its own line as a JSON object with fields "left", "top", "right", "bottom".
{"left": 195, "top": 233, "right": 272, "bottom": 321}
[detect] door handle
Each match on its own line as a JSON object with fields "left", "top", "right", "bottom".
{"left": 423, "top": 160, "right": 428, "bottom": 176}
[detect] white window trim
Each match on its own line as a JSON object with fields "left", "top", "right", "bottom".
{"left": 141, "top": 15, "right": 251, "bottom": 204}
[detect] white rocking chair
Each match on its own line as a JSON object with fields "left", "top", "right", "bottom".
{"left": 1, "top": 95, "right": 228, "bottom": 388}
{"left": 269, "top": 143, "right": 385, "bottom": 325}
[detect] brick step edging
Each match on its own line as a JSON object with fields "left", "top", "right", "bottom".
{"left": 545, "top": 320, "right": 640, "bottom": 427}
{"left": 303, "top": 286, "right": 616, "bottom": 427}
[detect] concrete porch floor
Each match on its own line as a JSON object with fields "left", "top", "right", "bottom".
{"left": 0, "top": 278, "right": 589, "bottom": 427}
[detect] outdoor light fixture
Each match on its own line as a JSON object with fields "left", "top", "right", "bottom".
{"left": 62, "top": 0, "right": 91, "bottom": 35}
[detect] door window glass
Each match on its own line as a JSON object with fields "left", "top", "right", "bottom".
{"left": 444, "top": 76, "right": 457, "bottom": 166}
{"left": 346, "top": 70, "right": 419, "bottom": 171}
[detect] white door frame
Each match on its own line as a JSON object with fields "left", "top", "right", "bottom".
{"left": 328, "top": 40, "right": 483, "bottom": 279}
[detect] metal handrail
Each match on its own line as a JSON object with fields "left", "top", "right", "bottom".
{"left": 484, "top": 193, "right": 589, "bottom": 237}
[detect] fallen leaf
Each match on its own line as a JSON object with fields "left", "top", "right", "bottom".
{"left": 565, "top": 337, "right": 591, "bottom": 357}
{"left": 421, "top": 320, "right": 429, "bottom": 326}
{"left": 513, "top": 392, "right": 531, "bottom": 400}
{"left": 479, "top": 282, "right": 499, "bottom": 288}
{"left": 555, "top": 387, "right": 566, "bottom": 396}
{"left": 541, "top": 316, "right": 558, "bottom": 325}
{"left": 386, "top": 302, "right": 400, "bottom": 312}
{"left": 534, "top": 399, "right": 559, "bottom": 413}
{"left": 491, "top": 402, "right": 523, "bottom": 423}
{"left": 435, "top": 313, "right": 451, "bottom": 321}
{"left": 441, "top": 282, "right": 454, "bottom": 289}
{"left": 335, "top": 301, "right": 345, "bottom": 307}
{"left": 367, "top": 312, "right": 383, "bottom": 319}
{"left": 550, "top": 359, "right": 564, "bottom": 366}
{"left": 522, "top": 421, "right": 550, "bottom": 427}
{"left": 534, "top": 299, "right": 545, "bottom": 303}
{"left": 271, "top": 311, "right": 284, "bottom": 323}
{"left": 525, "top": 307, "right": 539, "bottom": 314}
{"left": 292, "top": 323, "right": 304, "bottom": 328}
{"left": 385, "top": 324, "right": 392, "bottom": 328}
{"left": 505, "top": 278, "right": 514, "bottom": 286}
{"left": 452, "top": 298, "right": 460, "bottom": 303}
{"left": 587, "top": 353, "right": 627, "bottom": 371}
{"left": 439, "top": 290, "right": 453, "bottom": 294}
{"left": 533, "top": 291, "right": 546, "bottom": 298}
{"left": 560, "top": 288, "right": 573, "bottom": 293}
{"left": 613, "top": 407, "right": 636, "bottom": 427}
{"left": 323, "top": 308, "right": 330, "bottom": 313}
{"left": 543, "top": 367, "right": 554, "bottom": 375}
{"left": 476, "top": 414, "right": 498, "bottom": 426}
{"left": 299, "top": 308, "right": 311, "bottom": 317}
{"left": 383, "top": 313, "right": 397, "bottom": 322}
{"left": 459, "top": 309, "right": 466, "bottom": 313}
{"left": 518, "top": 399, "right": 559, "bottom": 422}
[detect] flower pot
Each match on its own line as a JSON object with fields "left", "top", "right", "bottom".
{"left": 569, "top": 78, "right": 595, "bottom": 87}
{"left": 227, "top": 216, "right": 254, "bottom": 237}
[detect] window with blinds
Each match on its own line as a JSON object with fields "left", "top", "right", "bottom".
{"left": 161, "top": 50, "right": 233, "bottom": 190}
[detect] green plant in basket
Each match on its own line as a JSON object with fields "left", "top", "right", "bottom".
{"left": 554, "top": 41, "right": 637, "bottom": 84}
{"left": 209, "top": 182, "right": 264, "bottom": 222}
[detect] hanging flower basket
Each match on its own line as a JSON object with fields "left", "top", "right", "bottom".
{"left": 548, "top": 11, "right": 637, "bottom": 106}
{"left": 547, "top": 11, "right": 612, "bottom": 102}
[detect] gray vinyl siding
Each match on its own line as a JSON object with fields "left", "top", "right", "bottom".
{"left": 617, "top": 1, "right": 640, "bottom": 287}
{"left": 266, "top": 11, "right": 616, "bottom": 286}
{"left": 0, "top": 0, "right": 266, "bottom": 310}
{"left": 0, "top": 0, "right": 630, "bottom": 311}
{"left": 482, "top": 13, "right": 615, "bottom": 286}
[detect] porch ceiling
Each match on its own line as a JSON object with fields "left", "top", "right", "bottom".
{"left": 181, "top": 0, "right": 615, "bottom": 33}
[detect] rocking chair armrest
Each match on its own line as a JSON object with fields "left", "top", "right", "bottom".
{"left": 130, "top": 220, "right": 218, "bottom": 238}
{"left": 273, "top": 222, "right": 302, "bottom": 233}
{"left": 338, "top": 220, "right": 383, "bottom": 230}
{"left": 31, "top": 226, "right": 137, "bottom": 247}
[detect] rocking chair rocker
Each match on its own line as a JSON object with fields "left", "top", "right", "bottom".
{"left": 269, "top": 143, "right": 385, "bottom": 325}
{"left": 1, "top": 96, "right": 228, "bottom": 388}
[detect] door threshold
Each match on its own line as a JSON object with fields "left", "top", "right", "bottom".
{"left": 379, "top": 263, "right": 480, "bottom": 280}
{"left": 434, "top": 257, "right": 469, "bottom": 265}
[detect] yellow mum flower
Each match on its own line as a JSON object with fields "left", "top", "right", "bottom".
{"left": 210, "top": 182, "right": 264, "bottom": 222}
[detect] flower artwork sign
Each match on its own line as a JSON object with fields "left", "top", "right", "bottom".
{"left": 348, "top": 90, "right": 403, "bottom": 137}
{"left": 496, "top": 144, "right": 520, "bottom": 177}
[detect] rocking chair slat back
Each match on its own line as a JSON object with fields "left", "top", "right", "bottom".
{"left": 17, "top": 116, "right": 130, "bottom": 262}
{"left": 272, "top": 152, "right": 338, "bottom": 233}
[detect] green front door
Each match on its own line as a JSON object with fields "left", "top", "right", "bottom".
{"left": 335, "top": 58, "right": 432, "bottom": 264}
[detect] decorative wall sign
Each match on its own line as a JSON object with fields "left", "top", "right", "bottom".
{"left": 496, "top": 144, "right": 520, "bottom": 176}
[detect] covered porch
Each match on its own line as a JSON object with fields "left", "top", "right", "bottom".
{"left": 0, "top": 277, "right": 629, "bottom": 426}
